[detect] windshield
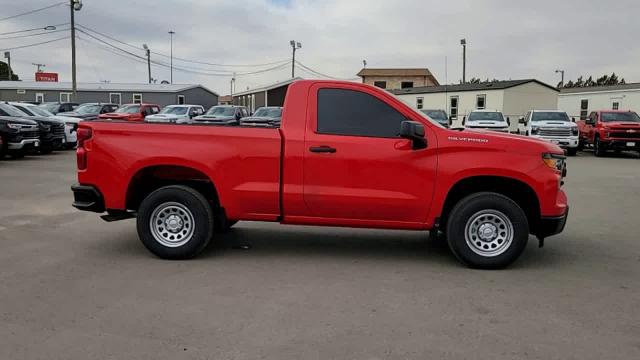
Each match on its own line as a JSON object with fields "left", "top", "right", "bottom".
{"left": 421, "top": 110, "right": 447, "bottom": 122}
{"left": 205, "top": 106, "right": 235, "bottom": 116}
{"left": 0, "top": 103, "right": 29, "bottom": 117}
{"left": 24, "top": 106, "right": 53, "bottom": 117}
{"left": 253, "top": 107, "right": 282, "bottom": 118}
{"left": 160, "top": 106, "right": 189, "bottom": 115}
{"left": 115, "top": 105, "right": 141, "bottom": 114}
{"left": 532, "top": 112, "right": 570, "bottom": 122}
{"left": 601, "top": 112, "right": 640, "bottom": 122}
{"left": 468, "top": 112, "right": 505, "bottom": 122}
{"left": 75, "top": 104, "right": 102, "bottom": 114}
{"left": 39, "top": 103, "right": 59, "bottom": 113}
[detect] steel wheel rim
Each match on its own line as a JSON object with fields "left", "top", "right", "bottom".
{"left": 149, "top": 202, "right": 195, "bottom": 248}
{"left": 464, "top": 209, "right": 514, "bottom": 257}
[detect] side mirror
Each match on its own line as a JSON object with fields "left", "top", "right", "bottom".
{"left": 235, "top": 113, "right": 242, "bottom": 121}
{"left": 519, "top": 116, "right": 526, "bottom": 124}
{"left": 462, "top": 116, "right": 466, "bottom": 126}
{"left": 400, "top": 121, "right": 427, "bottom": 150}
{"left": 506, "top": 117, "right": 511, "bottom": 126}
{"left": 571, "top": 117, "right": 576, "bottom": 123}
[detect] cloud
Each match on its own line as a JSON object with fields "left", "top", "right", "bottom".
{"left": 1, "top": 0, "right": 638, "bottom": 95}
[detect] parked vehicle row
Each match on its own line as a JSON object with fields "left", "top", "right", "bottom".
{"left": 417, "top": 108, "right": 639, "bottom": 157}
{"left": 0, "top": 102, "right": 67, "bottom": 158}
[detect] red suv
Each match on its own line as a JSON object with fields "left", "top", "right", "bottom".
{"left": 577, "top": 110, "right": 640, "bottom": 156}
{"left": 98, "top": 103, "right": 161, "bottom": 122}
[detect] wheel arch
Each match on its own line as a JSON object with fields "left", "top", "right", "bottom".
{"left": 438, "top": 175, "right": 541, "bottom": 235}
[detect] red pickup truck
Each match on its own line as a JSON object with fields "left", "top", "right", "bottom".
{"left": 577, "top": 110, "right": 640, "bottom": 156}
{"left": 72, "top": 80, "right": 569, "bottom": 269}
{"left": 97, "top": 103, "right": 161, "bottom": 122}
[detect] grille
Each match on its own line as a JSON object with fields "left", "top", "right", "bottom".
{"left": 52, "top": 124, "right": 65, "bottom": 136}
{"left": 538, "top": 128, "right": 572, "bottom": 137}
{"left": 610, "top": 131, "right": 640, "bottom": 139}
{"left": 21, "top": 129, "right": 40, "bottom": 140}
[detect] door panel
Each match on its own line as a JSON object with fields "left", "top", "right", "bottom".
{"left": 302, "top": 85, "right": 437, "bottom": 224}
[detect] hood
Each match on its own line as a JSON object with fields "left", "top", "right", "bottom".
{"left": 98, "top": 113, "right": 132, "bottom": 119}
{"left": 447, "top": 128, "right": 563, "bottom": 155}
{"left": 531, "top": 121, "right": 577, "bottom": 129}
{"left": 0, "top": 115, "right": 38, "bottom": 126}
{"left": 51, "top": 115, "right": 82, "bottom": 124}
{"left": 194, "top": 115, "right": 235, "bottom": 122}
{"left": 146, "top": 114, "right": 185, "bottom": 120}
{"left": 23, "top": 115, "right": 64, "bottom": 125}
{"left": 466, "top": 120, "right": 509, "bottom": 128}
{"left": 240, "top": 116, "right": 280, "bottom": 122}
{"left": 58, "top": 111, "right": 96, "bottom": 119}
{"left": 601, "top": 121, "right": 640, "bottom": 129}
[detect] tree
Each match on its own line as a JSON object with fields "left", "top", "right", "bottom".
{"left": 575, "top": 76, "right": 584, "bottom": 87}
{"left": 0, "top": 61, "right": 19, "bottom": 81}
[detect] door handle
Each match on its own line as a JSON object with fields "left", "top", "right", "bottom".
{"left": 309, "top": 146, "right": 337, "bottom": 153}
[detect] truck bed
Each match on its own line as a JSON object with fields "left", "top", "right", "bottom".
{"left": 78, "top": 121, "right": 283, "bottom": 220}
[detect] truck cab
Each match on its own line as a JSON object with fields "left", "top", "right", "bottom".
{"left": 463, "top": 110, "right": 510, "bottom": 132}
{"left": 577, "top": 110, "right": 640, "bottom": 157}
{"left": 520, "top": 110, "right": 579, "bottom": 156}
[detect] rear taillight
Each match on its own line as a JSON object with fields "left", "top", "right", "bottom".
{"left": 77, "top": 127, "right": 92, "bottom": 148}
{"left": 76, "top": 127, "right": 92, "bottom": 170}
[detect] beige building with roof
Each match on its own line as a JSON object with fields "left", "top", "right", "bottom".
{"left": 357, "top": 68, "right": 439, "bottom": 90}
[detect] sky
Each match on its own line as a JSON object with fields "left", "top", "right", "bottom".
{"left": 1, "top": 0, "right": 639, "bottom": 95}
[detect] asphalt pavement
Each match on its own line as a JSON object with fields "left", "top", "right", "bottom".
{"left": 1, "top": 150, "right": 639, "bottom": 360}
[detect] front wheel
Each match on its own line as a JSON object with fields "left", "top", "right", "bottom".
{"left": 446, "top": 192, "right": 529, "bottom": 269}
{"left": 594, "top": 137, "right": 606, "bottom": 157}
{"left": 137, "top": 185, "right": 214, "bottom": 259}
{"left": 566, "top": 148, "right": 578, "bottom": 156}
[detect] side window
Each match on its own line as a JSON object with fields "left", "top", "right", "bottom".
{"left": 580, "top": 99, "right": 589, "bottom": 120}
{"left": 449, "top": 96, "right": 459, "bottom": 119}
{"left": 317, "top": 88, "right": 407, "bottom": 138}
{"left": 476, "top": 94, "right": 486, "bottom": 110}
{"left": 373, "top": 81, "right": 387, "bottom": 89}
{"left": 416, "top": 97, "right": 424, "bottom": 110}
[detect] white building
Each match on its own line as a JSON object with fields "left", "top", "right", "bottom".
{"left": 558, "top": 83, "right": 640, "bottom": 120}
{"left": 391, "top": 79, "right": 559, "bottom": 129}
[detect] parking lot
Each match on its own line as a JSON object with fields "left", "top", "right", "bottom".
{"left": 1, "top": 150, "right": 639, "bottom": 359}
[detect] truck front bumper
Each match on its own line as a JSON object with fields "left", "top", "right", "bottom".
{"left": 601, "top": 139, "right": 640, "bottom": 150}
{"left": 7, "top": 138, "right": 40, "bottom": 150}
{"left": 537, "top": 207, "right": 569, "bottom": 239}
{"left": 531, "top": 135, "right": 579, "bottom": 149}
{"left": 71, "top": 184, "right": 105, "bottom": 213}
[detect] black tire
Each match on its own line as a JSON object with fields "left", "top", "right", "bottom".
{"left": 446, "top": 192, "right": 529, "bottom": 269}
{"left": 9, "top": 150, "right": 25, "bottom": 159}
{"left": 39, "top": 146, "right": 53, "bottom": 155}
{"left": 566, "top": 148, "right": 578, "bottom": 156}
{"left": 137, "top": 185, "right": 214, "bottom": 259}
{"left": 594, "top": 136, "right": 605, "bottom": 157}
{"left": 577, "top": 140, "right": 584, "bottom": 151}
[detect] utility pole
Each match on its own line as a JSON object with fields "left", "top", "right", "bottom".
{"left": 143, "top": 44, "right": 151, "bottom": 84}
{"left": 230, "top": 72, "right": 236, "bottom": 97}
{"left": 32, "top": 63, "right": 46, "bottom": 73}
{"left": 363, "top": 59, "right": 367, "bottom": 69}
{"left": 3, "top": 52, "right": 11, "bottom": 80}
{"left": 460, "top": 38, "right": 467, "bottom": 83}
{"left": 555, "top": 69, "right": 565, "bottom": 88}
{"left": 290, "top": 40, "right": 302, "bottom": 78}
{"left": 70, "top": 0, "right": 83, "bottom": 100}
{"left": 168, "top": 31, "right": 175, "bottom": 84}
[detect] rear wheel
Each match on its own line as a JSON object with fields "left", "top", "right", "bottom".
{"left": 137, "top": 185, "right": 214, "bottom": 259}
{"left": 446, "top": 192, "right": 529, "bottom": 269}
{"left": 594, "top": 136, "right": 606, "bottom": 157}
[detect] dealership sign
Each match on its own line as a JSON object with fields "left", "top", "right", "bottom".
{"left": 35, "top": 72, "right": 58, "bottom": 82}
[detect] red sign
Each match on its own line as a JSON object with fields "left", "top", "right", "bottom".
{"left": 35, "top": 72, "right": 58, "bottom": 82}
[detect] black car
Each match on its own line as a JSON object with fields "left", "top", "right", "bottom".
{"left": 39, "top": 102, "right": 79, "bottom": 115}
{"left": 193, "top": 105, "right": 250, "bottom": 125}
{"left": 0, "top": 116, "right": 40, "bottom": 159}
{"left": 239, "top": 106, "right": 282, "bottom": 127}
{"left": 58, "top": 103, "right": 119, "bottom": 120}
{"left": 421, "top": 109, "right": 451, "bottom": 128}
{"left": 0, "top": 103, "right": 66, "bottom": 154}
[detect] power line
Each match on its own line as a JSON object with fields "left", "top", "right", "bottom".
{"left": 76, "top": 24, "right": 291, "bottom": 68}
{"left": 0, "top": 2, "right": 67, "bottom": 22}
{"left": 77, "top": 32, "right": 292, "bottom": 78}
{"left": 295, "top": 61, "right": 354, "bottom": 80}
{"left": 0, "top": 28, "right": 69, "bottom": 40}
{"left": 0, "top": 35, "right": 69, "bottom": 51}
{"left": 0, "top": 23, "right": 69, "bottom": 36}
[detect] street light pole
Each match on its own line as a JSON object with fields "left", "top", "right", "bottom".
{"left": 70, "top": 0, "right": 83, "bottom": 101}
{"left": 143, "top": 44, "right": 151, "bottom": 84}
{"left": 555, "top": 69, "right": 565, "bottom": 88}
{"left": 168, "top": 31, "right": 175, "bottom": 84}
{"left": 460, "top": 38, "right": 467, "bottom": 83}
{"left": 290, "top": 40, "right": 301, "bottom": 78}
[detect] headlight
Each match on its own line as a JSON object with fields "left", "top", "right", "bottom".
{"left": 531, "top": 126, "right": 539, "bottom": 135}
{"left": 7, "top": 123, "right": 24, "bottom": 130}
{"left": 571, "top": 127, "right": 579, "bottom": 136}
{"left": 542, "top": 153, "right": 566, "bottom": 173}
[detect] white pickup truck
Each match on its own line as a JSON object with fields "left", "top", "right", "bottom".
{"left": 519, "top": 110, "right": 579, "bottom": 156}
{"left": 462, "top": 110, "right": 511, "bottom": 132}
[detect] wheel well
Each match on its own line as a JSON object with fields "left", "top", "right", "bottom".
{"left": 440, "top": 176, "right": 541, "bottom": 234}
{"left": 126, "top": 165, "right": 220, "bottom": 212}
